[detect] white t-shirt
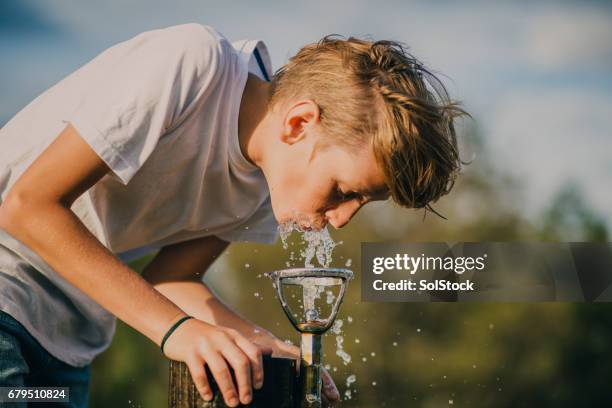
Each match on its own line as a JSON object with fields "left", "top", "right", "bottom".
{"left": 0, "top": 23, "right": 278, "bottom": 366}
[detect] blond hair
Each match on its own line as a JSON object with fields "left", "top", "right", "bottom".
{"left": 270, "top": 35, "right": 469, "bottom": 217}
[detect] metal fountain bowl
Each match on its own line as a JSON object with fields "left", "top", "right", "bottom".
{"left": 270, "top": 267, "right": 353, "bottom": 334}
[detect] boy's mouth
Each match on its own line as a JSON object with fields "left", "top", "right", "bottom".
{"left": 298, "top": 221, "right": 329, "bottom": 232}
{"left": 278, "top": 217, "right": 324, "bottom": 232}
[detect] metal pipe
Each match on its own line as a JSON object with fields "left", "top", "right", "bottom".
{"left": 299, "top": 333, "right": 323, "bottom": 408}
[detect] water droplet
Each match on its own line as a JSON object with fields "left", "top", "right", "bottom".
{"left": 331, "top": 319, "right": 344, "bottom": 334}
{"left": 346, "top": 374, "right": 356, "bottom": 387}
{"left": 326, "top": 290, "right": 335, "bottom": 305}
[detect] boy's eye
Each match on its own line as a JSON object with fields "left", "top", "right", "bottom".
{"left": 336, "top": 187, "right": 359, "bottom": 202}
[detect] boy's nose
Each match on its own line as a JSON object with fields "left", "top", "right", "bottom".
{"left": 326, "top": 200, "right": 362, "bottom": 229}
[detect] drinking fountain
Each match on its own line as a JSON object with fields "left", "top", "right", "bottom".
{"left": 270, "top": 268, "right": 353, "bottom": 408}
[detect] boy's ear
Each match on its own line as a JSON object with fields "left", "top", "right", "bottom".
{"left": 280, "top": 99, "right": 320, "bottom": 145}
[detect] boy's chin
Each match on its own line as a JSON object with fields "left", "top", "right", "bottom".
{"left": 276, "top": 216, "right": 310, "bottom": 230}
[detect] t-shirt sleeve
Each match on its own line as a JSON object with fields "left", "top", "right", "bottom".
{"left": 65, "top": 24, "right": 227, "bottom": 185}
{"left": 216, "top": 197, "right": 279, "bottom": 244}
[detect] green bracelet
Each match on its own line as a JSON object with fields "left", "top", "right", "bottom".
{"left": 161, "top": 315, "right": 194, "bottom": 354}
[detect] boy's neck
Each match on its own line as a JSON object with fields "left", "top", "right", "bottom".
{"left": 238, "top": 73, "right": 272, "bottom": 168}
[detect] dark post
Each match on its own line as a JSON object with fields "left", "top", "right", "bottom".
{"left": 168, "top": 356, "right": 297, "bottom": 408}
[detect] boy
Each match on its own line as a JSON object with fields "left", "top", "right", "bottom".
{"left": 0, "top": 23, "right": 464, "bottom": 407}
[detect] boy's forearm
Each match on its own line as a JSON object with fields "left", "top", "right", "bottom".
{"left": 152, "top": 279, "right": 258, "bottom": 336}
{"left": 0, "top": 200, "right": 186, "bottom": 346}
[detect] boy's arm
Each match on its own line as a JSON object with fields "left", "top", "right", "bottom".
{"left": 142, "top": 236, "right": 296, "bottom": 355}
{"left": 142, "top": 237, "right": 247, "bottom": 330}
{"left": 0, "top": 124, "right": 266, "bottom": 407}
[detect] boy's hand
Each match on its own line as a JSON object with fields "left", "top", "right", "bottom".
{"left": 248, "top": 327, "right": 341, "bottom": 406}
{"left": 162, "top": 317, "right": 272, "bottom": 407}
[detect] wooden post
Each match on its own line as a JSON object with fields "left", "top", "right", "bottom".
{"left": 168, "top": 356, "right": 297, "bottom": 408}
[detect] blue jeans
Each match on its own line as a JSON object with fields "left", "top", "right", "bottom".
{"left": 0, "top": 311, "right": 90, "bottom": 407}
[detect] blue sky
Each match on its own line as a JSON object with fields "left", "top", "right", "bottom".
{"left": 2, "top": 0, "right": 611, "bottom": 229}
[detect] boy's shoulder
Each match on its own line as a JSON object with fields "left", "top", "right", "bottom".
{"left": 137, "top": 23, "right": 272, "bottom": 84}
{"left": 152, "top": 23, "right": 225, "bottom": 47}
{"left": 136, "top": 23, "right": 233, "bottom": 68}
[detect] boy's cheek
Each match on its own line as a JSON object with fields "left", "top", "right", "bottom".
{"left": 268, "top": 195, "right": 288, "bottom": 224}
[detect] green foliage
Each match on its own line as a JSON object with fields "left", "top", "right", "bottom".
{"left": 540, "top": 183, "right": 609, "bottom": 242}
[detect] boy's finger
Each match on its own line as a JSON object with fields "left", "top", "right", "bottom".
{"left": 322, "top": 369, "right": 340, "bottom": 401}
{"left": 222, "top": 344, "right": 253, "bottom": 405}
{"left": 227, "top": 328, "right": 273, "bottom": 355}
{"left": 234, "top": 335, "right": 265, "bottom": 389}
{"left": 187, "top": 359, "right": 213, "bottom": 401}
{"left": 274, "top": 339, "right": 299, "bottom": 358}
{"left": 207, "top": 354, "right": 240, "bottom": 407}
{"left": 257, "top": 343, "right": 274, "bottom": 356}
{"left": 321, "top": 390, "right": 340, "bottom": 407}
{"left": 322, "top": 393, "right": 330, "bottom": 407}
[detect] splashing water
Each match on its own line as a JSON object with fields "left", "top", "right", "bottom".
{"left": 331, "top": 319, "right": 343, "bottom": 334}
{"left": 302, "top": 281, "right": 325, "bottom": 321}
{"left": 326, "top": 290, "right": 335, "bottom": 305}
{"left": 331, "top": 319, "right": 352, "bottom": 365}
{"left": 346, "top": 374, "right": 357, "bottom": 387}
{"left": 277, "top": 219, "right": 354, "bottom": 391}
{"left": 344, "top": 389, "right": 352, "bottom": 400}
{"left": 278, "top": 221, "right": 339, "bottom": 268}
{"left": 344, "top": 375, "right": 357, "bottom": 401}
{"left": 279, "top": 220, "right": 342, "bottom": 325}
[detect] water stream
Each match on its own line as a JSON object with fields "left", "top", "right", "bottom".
{"left": 278, "top": 221, "right": 356, "bottom": 400}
